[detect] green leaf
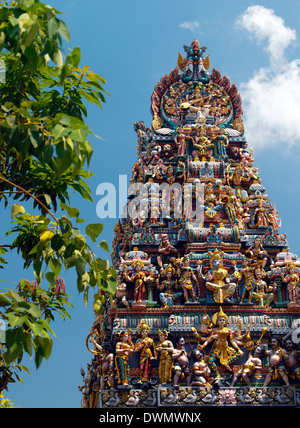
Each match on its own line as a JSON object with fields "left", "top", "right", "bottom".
{"left": 48, "top": 16, "right": 60, "bottom": 38}
{"left": 77, "top": 272, "right": 89, "bottom": 293}
{"left": 18, "top": 13, "right": 31, "bottom": 32}
{"left": 44, "top": 194, "right": 52, "bottom": 206}
{"left": 0, "top": 294, "right": 11, "bottom": 307}
{"left": 79, "top": 90, "right": 103, "bottom": 108}
{"left": 70, "top": 46, "right": 81, "bottom": 67}
{"left": 74, "top": 257, "right": 86, "bottom": 277}
{"left": 8, "top": 312, "right": 28, "bottom": 327}
{"left": 49, "top": 258, "right": 61, "bottom": 277}
{"left": 34, "top": 336, "right": 52, "bottom": 360}
{"left": 96, "top": 258, "right": 109, "bottom": 271}
{"left": 50, "top": 234, "right": 65, "bottom": 251}
{"left": 5, "top": 341, "right": 23, "bottom": 365}
{"left": 37, "top": 319, "right": 57, "bottom": 338}
{"left": 51, "top": 49, "right": 63, "bottom": 67}
{"left": 34, "top": 349, "right": 43, "bottom": 369}
{"left": 53, "top": 123, "right": 67, "bottom": 139}
{"left": 17, "top": 365, "right": 30, "bottom": 375}
{"left": 45, "top": 271, "right": 55, "bottom": 284}
{"left": 11, "top": 204, "right": 25, "bottom": 219}
{"left": 85, "top": 223, "right": 103, "bottom": 242}
{"left": 58, "top": 19, "right": 71, "bottom": 42}
{"left": 69, "top": 125, "right": 90, "bottom": 143}
{"left": 52, "top": 150, "right": 72, "bottom": 174}
{"left": 59, "top": 216, "right": 72, "bottom": 234}
{"left": 23, "top": 332, "right": 33, "bottom": 357}
{"left": 60, "top": 203, "right": 80, "bottom": 219}
{"left": 25, "top": 319, "right": 43, "bottom": 336}
{"left": 8, "top": 312, "right": 23, "bottom": 328}
{"left": 101, "top": 278, "right": 117, "bottom": 295}
{"left": 7, "top": 289, "right": 23, "bottom": 303}
{"left": 27, "top": 303, "right": 42, "bottom": 318}
{"left": 92, "top": 294, "right": 105, "bottom": 315}
{"left": 99, "top": 240, "right": 110, "bottom": 252}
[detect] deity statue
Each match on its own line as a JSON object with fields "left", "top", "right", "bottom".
{"left": 254, "top": 199, "right": 269, "bottom": 228}
{"left": 192, "top": 127, "right": 214, "bottom": 161}
{"left": 228, "top": 163, "right": 249, "bottom": 203}
{"left": 201, "top": 249, "right": 236, "bottom": 304}
{"left": 125, "top": 260, "right": 150, "bottom": 303}
{"left": 164, "top": 165, "right": 176, "bottom": 185}
{"left": 281, "top": 262, "right": 300, "bottom": 305}
{"left": 202, "top": 181, "right": 223, "bottom": 219}
{"left": 212, "top": 129, "right": 228, "bottom": 158}
{"left": 175, "top": 127, "right": 187, "bottom": 157}
{"left": 130, "top": 158, "right": 145, "bottom": 183}
{"left": 267, "top": 206, "right": 281, "bottom": 230}
{"left": 115, "top": 329, "right": 135, "bottom": 386}
{"left": 221, "top": 186, "right": 238, "bottom": 224}
{"left": 149, "top": 197, "right": 161, "bottom": 225}
{"left": 157, "top": 234, "right": 178, "bottom": 270}
{"left": 135, "top": 321, "right": 156, "bottom": 384}
{"left": 158, "top": 264, "right": 183, "bottom": 308}
{"left": 89, "top": 339, "right": 115, "bottom": 389}
{"left": 131, "top": 208, "right": 146, "bottom": 229}
{"left": 234, "top": 197, "right": 250, "bottom": 229}
{"left": 263, "top": 335, "right": 290, "bottom": 387}
{"left": 177, "top": 254, "right": 198, "bottom": 302}
{"left": 252, "top": 269, "right": 275, "bottom": 307}
{"left": 172, "top": 336, "right": 192, "bottom": 387}
{"left": 155, "top": 329, "right": 174, "bottom": 385}
{"left": 113, "top": 275, "right": 130, "bottom": 310}
{"left": 197, "top": 307, "right": 244, "bottom": 379}
{"left": 245, "top": 236, "right": 268, "bottom": 270}
{"left": 78, "top": 364, "right": 95, "bottom": 407}
{"left": 237, "top": 258, "right": 256, "bottom": 304}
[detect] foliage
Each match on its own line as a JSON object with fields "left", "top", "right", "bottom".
{"left": 0, "top": 392, "right": 16, "bottom": 407}
{"left": 0, "top": 0, "right": 116, "bottom": 392}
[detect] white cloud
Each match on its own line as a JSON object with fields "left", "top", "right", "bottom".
{"left": 236, "top": 5, "right": 296, "bottom": 63}
{"left": 179, "top": 21, "right": 200, "bottom": 32}
{"left": 236, "top": 6, "right": 300, "bottom": 150}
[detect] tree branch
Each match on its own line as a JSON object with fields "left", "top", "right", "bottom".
{"left": 0, "top": 175, "right": 58, "bottom": 223}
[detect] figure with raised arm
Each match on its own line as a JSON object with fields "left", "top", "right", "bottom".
{"left": 197, "top": 307, "right": 243, "bottom": 379}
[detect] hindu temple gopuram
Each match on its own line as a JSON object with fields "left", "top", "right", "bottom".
{"left": 79, "top": 40, "right": 300, "bottom": 408}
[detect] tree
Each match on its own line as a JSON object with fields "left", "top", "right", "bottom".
{"left": 0, "top": 0, "right": 116, "bottom": 393}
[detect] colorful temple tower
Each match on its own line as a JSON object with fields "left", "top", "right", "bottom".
{"left": 80, "top": 40, "right": 300, "bottom": 408}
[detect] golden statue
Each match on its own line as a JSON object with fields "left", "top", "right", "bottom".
{"left": 155, "top": 329, "right": 174, "bottom": 385}
{"left": 204, "top": 249, "right": 236, "bottom": 304}
{"left": 115, "top": 329, "right": 134, "bottom": 386}
{"left": 135, "top": 321, "right": 156, "bottom": 383}
{"left": 177, "top": 254, "right": 198, "bottom": 302}
{"left": 197, "top": 307, "right": 244, "bottom": 379}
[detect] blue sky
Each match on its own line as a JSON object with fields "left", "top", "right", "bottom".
{"left": 2, "top": 0, "right": 300, "bottom": 408}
